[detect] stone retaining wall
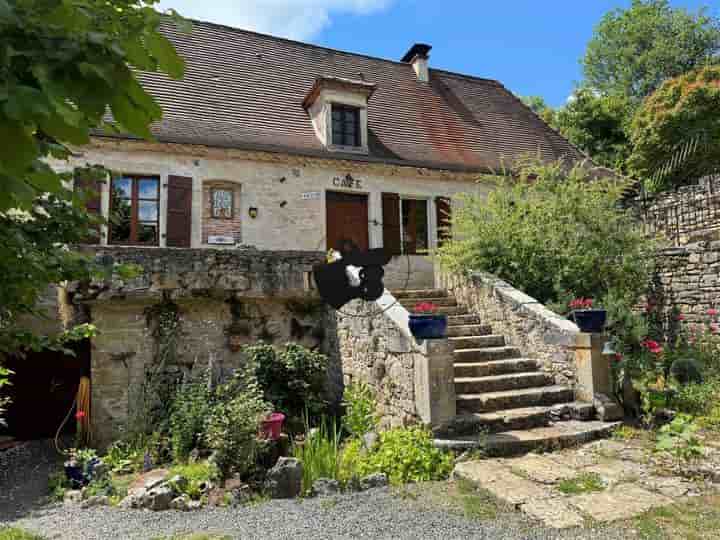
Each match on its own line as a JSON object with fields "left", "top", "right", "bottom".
{"left": 439, "top": 271, "right": 580, "bottom": 386}
{"left": 331, "top": 296, "right": 455, "bottom": 430}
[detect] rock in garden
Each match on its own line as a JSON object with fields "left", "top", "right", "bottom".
{"left": 207, "top": 487, "right": 227, "bottom": 506}
{"left": 169, "top": 495, "right": 191, "bottom": 511}
{"left": 549, "top": 404, "right": 571, "bottom": 421}
{"left": 80, "top": 495, "right": 109, "bottom": 509}
{"left": 593, "top": 393, "right": 623, "bottom": 422}
{"left": 119, "top": 494, "right": 142, "bottom": 509}
{"left": 63, "top": 490, "right": 83, "bottom": 505}
{"left": 362, "top": 431, "right": 378, "bottom": 450}
{"left": 187, "top": 500, "right": 204, "bottom": 511}
{"left": 143, "top": 485, "right": 174, "bottom": 511}
{"left": 265, "top": 457, "right": 303, "bottom": 498}
{"left": 312, "top": 478, "right": 340, "bottom": 497}
{"left": 129, "top": 468, "right": 170, "bottom": 495}
{"left": 168, "top": 474, "right": 188, "bottom": 493}
{"left": 360, "top": 473, "right": 388, "bottom": 490}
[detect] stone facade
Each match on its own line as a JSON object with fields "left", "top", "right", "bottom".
{"left": 60, "top": 247, "right": 338, "bottom": 447}
{"left": 652, "top": 241, "right": 720, "bottom": 333}
{"left": 439, "top": 271, "right": 580, "bottom": 386}
{"left": 331, "top": 297, "right": 455, "bottom": 429}
{"left": 58, "top": 137, "right": 492, "bottom": 289}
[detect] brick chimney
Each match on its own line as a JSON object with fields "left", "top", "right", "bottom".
{"left": 401, "top": 43, "right": 432, "bottom": 83}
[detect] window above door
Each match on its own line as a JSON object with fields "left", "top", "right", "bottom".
{"left": 109, "top": 175, "right": 160, "bottom": 246}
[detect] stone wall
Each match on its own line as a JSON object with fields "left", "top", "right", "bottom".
{"left": 331, "top": 296, "right": 455, "bottom": 429}
{"left": 439, "top": 271, "right": 580, "bottom": 387}
{"left": 61, "top": 247, "right": 338, "bottom": 447}
{"left": 652, "top": 241, "right": 720, "bottom": 333}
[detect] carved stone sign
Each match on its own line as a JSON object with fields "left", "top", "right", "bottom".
{"left": 332, "top": 174, "right": 362, "bottom": 190}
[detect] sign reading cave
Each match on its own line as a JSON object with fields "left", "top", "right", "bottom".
{"left": 332, "top": 174, "right": 362, "bottom": 190}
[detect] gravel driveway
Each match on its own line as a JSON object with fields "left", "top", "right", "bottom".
{"left": 4, "top": 488, "right": 641, "bottom": 540}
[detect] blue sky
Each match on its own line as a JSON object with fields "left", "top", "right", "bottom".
{"left": 159, "top": 0, "right": 719, "bottom": 107}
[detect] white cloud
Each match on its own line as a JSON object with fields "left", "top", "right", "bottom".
{"left": 157, "top": 0, "right": 392, "bottom": 41}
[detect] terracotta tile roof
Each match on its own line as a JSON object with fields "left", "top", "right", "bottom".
{"left": 103, "top": 20, "right": 585, "bottom": 172}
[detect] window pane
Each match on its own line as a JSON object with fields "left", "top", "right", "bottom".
{"left": 401, "top": 199, "right": 428, "bottom": 255}
{"left": 414, "top": 200, "right": 429, "bottom": 251}
{"left": 139, "top": 200, "right": 158, "bottom": 221}
{"left": 137, "top": 222, "right": 158, "bottom": 244}
{"left": 138, "top": 178, "right": 159, "bottom": 199}
{"left": 212, "top": 189, "right": 233, "bottom": 218}
{"left": 110, "top": 198, "right": 132, "bottom": 242}
{"left": 112, "top": 177, "right": 132, "bottom": 199}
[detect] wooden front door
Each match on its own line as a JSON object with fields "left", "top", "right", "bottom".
{"left": 326, "top": 191, "right": 369, "bottom": 252}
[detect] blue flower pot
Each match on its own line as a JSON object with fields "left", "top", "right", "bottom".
{"left": 569, "top": 309, "right": 607, "bottom": 333}
{"left": 408, "top": 314, "right": 448, "bottom": 340}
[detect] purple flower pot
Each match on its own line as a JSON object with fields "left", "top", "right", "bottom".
{"left": 408, "top": 314, "right": 448, "bottom": 339}
{"left": 569, "top": 309, "right": 607, "bottom": 333}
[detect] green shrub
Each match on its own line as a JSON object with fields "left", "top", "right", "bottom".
{"left": 292, "top": 417, "right": 341, "bottom": 494}
{"left": 342, "top": 382, "right": 377, "bottom": 438}
{"left": 0, "top": 528, "right": 47, "bottom": 540}
{"left": 205, "top": 368, "right": 270, "bottom": 477}
{"left": 169, "top": 461, "right": 220, "bottom": 500}
{"left": 169, "top": 372, "right": 213, "bottom": 462}
{"left": 655, "top": 414, "right": 704, "bottom": 461}
{"left": 437, "top": 158, "right": 653, "bottom": 310}
{"left": 672, "top": 379, "right": 720, "bottom": 416}
{"left": 245, "top": 342, "right": 328, "bottom": 420}
{"left": 347, "top": 427, "right": 454, "bottom": 485}
{"left": 338, "top": 437, "right": 365, "bottom": 485}
{"left": 47, "top": 471, "right": 68, "bottom": 502}
{"left": 103, "top": 440, "right": 144, "bottom": 474}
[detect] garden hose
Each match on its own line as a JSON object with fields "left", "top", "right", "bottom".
{"left": 54, "top": 394, "right": 77, "bottom": 455}
{"left": 53, "top": 376, "right": 91, "bottom": 454}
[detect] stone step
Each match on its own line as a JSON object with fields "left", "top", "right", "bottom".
{"left": 434, "top": 406, "right": 554, "bottom": 438}
{"left": 392, "top": 289, "right": 448, "bottom": 299}
{"left": 402, "top": 297, "right": 458, "bottom": 308}
{"left": 436, "top": 420, "right": 621, "bottom": 456}
{"left": 454, "top": 358, "right": 540, "bottom": 378}
{"left": 455, "top": 372, "right": 553, "bottom": 394}
{"left": 449, "top": 335, "right": 505, "bottom": 349}
{"left": 434, "top": 306, "right": 468, "bottom": 316}
{"left": 454, "top": 346, "right": 521, "bottom": 363}
{"left": 456, "top": 385, "right": 574, "bottom": 413}
{"left": 446, "top": 317, "right": 484, "bottom": 329}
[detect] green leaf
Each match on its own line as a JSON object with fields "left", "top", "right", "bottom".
{"left": 121, "top": 38, "right": 156, "bottom": 71}
{"left": 145, "top": 31, "right": 184, "bottom": 79}
{"left": 110, "top": 93, "right": 154, "bottom": 140}
{"left": 38, "top": 111, "right": 89, "bottom": 145}
{"left": 0, "top": 120, "right": 36, "bottom": 174}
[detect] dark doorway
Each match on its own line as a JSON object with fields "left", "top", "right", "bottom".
{"left": 326, "top": 191, "right": 369, "bottom": 252}
{"left": 2, "top": 339, "right": 90, "bottom": 440}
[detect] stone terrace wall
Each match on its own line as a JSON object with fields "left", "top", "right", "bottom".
{"left": 61, "top": 247, "right": 337, "bottom": 447}
{"left": 653, "top": 241, "right": 720, "bottom": 332}
{"left": 331, "top": 299, "right": 455, "bottom": 429}
{"left": 439, "top": 271, "right": 580, "bottom": 387}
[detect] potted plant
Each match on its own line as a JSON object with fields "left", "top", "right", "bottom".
{"left": 568, "top": 297, "right": 606, "bottom": 333}
{"left": 260, "top": 412, "right": 286, "bottom": 441}
{"left": 408, "top": 302, "right": 448, "bottom": 340}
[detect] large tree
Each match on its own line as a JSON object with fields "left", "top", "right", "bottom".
{"left": 0, "top": 0, "right": 186, "bottom": 210}
{"left": 583, "top": 0, "right": 720, "bottom": 105}
{"left": 629, "top": 64, "right": 720, "bottom": 190}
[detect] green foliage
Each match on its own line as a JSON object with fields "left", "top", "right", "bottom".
{"left": 292, "top": 417, "right": 342, "bottom": 494}
{"left": 437, "top": 158, "right": 654, "bottom": 309}
{"left": 655, "top": 414, "right": 704, "bottom": 460}
{"left": 553, "top": 89, "right": 632, "bottom": 172}
{"left": 346, "top": 427, "right": 454, "bottom": 485}
{"left": 103, "top": 440, "right": 144, "bottom": 474}
{"left": 342, "top": 382, "right": 377, "bottom": 439}
{"left": 583, "top": 0, "right": 720, "bottom": 104}
{"left": 47, "top": 471, "right": 69, "bottom": 502}
{"left": 169, "top": 374, "right": 213, "bottom": 462}
{"left": 630, "top": 65, "right": 720, "bottom": 189}
{"left": 204, "top": 368, "right": 271, "bottom": 477}
{"left": 0, "top": 528, "right": 47, "bottom": 540}
{"left": 557, "top": 473, "right": 605, "bottom": 495}
{"left": 519, "top": 95, "right": 557, "bottom": 126}
{"left": 0, "top": 0, "right": 186, "bottom": 210}
{"left": 245, "top": 342, "right": 328, "bottom": 421}
{"left": 168, "top": 461, "right": 220, "bottom": 500}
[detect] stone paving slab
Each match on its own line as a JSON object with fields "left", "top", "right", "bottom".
{"left": 520, "top": 498, "right": 585, "bottom": 529}
{"left": 567, "top": 484, "right": 673, "bottom": 523}
{"left": 585, "top": 459, "right": 648, "bottom": 484}
{"left": 453, "top": 460, "right": 553, "bottom": 505}
{"left": 508, "top": 454, "right": 577, "bottom": 484}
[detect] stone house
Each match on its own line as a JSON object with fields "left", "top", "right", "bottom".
{"left": 10, "top": 20, "right": 598, "bottom": 447}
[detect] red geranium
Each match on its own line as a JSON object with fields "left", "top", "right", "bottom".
{"left": 569, "top": 297, "right": 594, "bottom": 310}
{"left": 75, "top": 410, "right": 86, "bottom": 420}
{"left": 641, "top": 339, "right": 663, "bottom": 355}
{"left": 414, "top": 302, "right": 438, "bottom": 314}
{"left": 614, "top": 353, "right": 623, "bottom": 362}
{"left": 675, "top": 313, "right": 685, "bottom": 321}
{"left": 708, "top": 308, "right": 719, "bottom": 317}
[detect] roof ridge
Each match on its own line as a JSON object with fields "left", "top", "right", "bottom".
{"left": 167, "top": 17, "right": 502, "bottom": 86}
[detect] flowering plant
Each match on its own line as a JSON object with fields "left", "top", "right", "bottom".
{"left": 413, "top": 302, "right": 438, "bottom": 314}
{"left": 568, "top": 297, "right": 595, "bottom": 310}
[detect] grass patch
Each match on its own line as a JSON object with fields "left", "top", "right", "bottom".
{"left": 393, "top": 480, "right": 507, "bottom": 521}
{"left": 557, "top": 473, "right": 605, "bottom": 495}
{"left": 613, "top": 424, "right": 646, "bottom": 441}
{"left": 632, "top": 495, "right": 720, "bottom": 540}
{"left": 0, "top": 528, "right": 47, "bottom": 540}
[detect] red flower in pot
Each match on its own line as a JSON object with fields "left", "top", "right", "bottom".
{"left": 408, "top": 302, "right": 447, "bottom": 340}
{"left": 567, "top": 297, "right": 606, "bottom": 333}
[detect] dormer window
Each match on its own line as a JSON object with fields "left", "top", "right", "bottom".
{"left": 303, "top": 76, "right": 376, "bottom": 154}
{"left": 331, "top": 104, "right": 361, "bottom": 147}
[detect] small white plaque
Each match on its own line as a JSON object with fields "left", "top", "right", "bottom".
{"left": 302, "top": 191, "right": 321, "bottom": 200}
{"left": 208, "top": 235, "right": 235, "bottom": 245}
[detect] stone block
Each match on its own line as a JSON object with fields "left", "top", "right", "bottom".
{"left": 593, "top": 393, "right": 623, "bottom": 422}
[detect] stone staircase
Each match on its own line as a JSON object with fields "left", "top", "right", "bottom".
{"left": 393, "top": 288, "right": 618, "bottom": 456}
